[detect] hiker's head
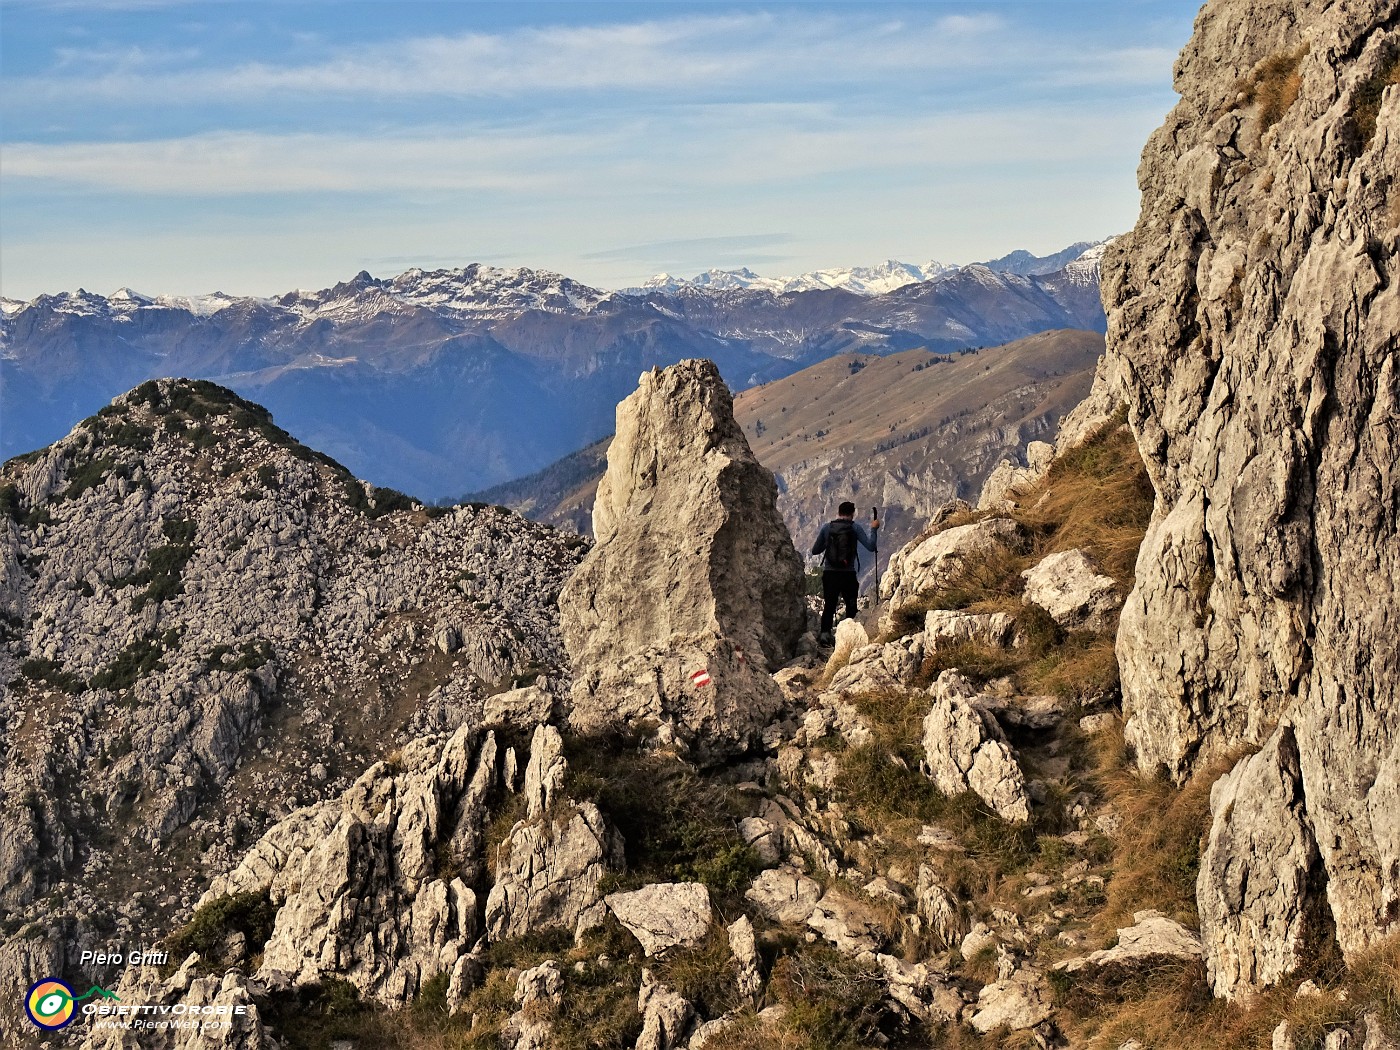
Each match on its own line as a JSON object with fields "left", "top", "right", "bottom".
{"left": 837, "top": 501, "right": 856, "bottom": 518}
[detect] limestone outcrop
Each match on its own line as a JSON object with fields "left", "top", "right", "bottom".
{"left": 202, "top": 724, "right": 498, "bottom": 1003}
{"left": 1197, "top": 728, "right": 1324, "bottom": 1000}
{"left": 879, "top": 515, "right": 1020, "bottom": 630}
{"left": 559, "top": 359, "right": 805, "bottom": 760}
{"left": 1098, "top": 0, "right": 1400, "bottom": 986}
{"left": 921, "top": 671, "right": 1031, "bottom": 823}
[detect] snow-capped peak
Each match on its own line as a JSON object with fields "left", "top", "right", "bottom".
{"left": 630, "top": 259, "right": 957, "bottom": 297}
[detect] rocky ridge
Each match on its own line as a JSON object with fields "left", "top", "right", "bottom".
{"left": 42, "top": 361, "right": 1183, "bottom": 1050}
{"left": 1091, "top": 0, "right": 1400, "bottom": 1001}
{"left": 0, "top": 379, "right": 583, "bottom": 1032}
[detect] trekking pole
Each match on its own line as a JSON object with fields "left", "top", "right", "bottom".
{"left": 871, "top": 506, "right": 881, "bottom": 611}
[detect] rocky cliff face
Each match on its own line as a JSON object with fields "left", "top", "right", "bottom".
{"left": 559, "top": 360, "right": 806, "bottom": 762}
{"left": 1100, "top": 0, "right": 1400, "bottom": 997}
{"left": 0, "top": 380, "right": 583, "bottom": 1019}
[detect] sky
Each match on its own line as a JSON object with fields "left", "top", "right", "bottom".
{"left": 0, "top": 0, "right": 1201, "bottom": 300}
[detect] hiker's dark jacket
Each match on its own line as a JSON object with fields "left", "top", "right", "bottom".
{"left": 811, "top": 519, "right": 878, "bottom": 572}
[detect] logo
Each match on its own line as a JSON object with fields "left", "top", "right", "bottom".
{"left": 24, "top": 978, "right": 119, "bottom": 1029}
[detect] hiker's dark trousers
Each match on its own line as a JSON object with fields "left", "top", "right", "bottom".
{"left": 820, "top": 570, "right": 859, "bottom": 635}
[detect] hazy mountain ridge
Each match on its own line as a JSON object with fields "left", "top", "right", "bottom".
{"left": 1, "top": 245, "right": 1107, "bottom": 502}
{"left": 471, "top": 329, "right": 1106, "bottom": 568}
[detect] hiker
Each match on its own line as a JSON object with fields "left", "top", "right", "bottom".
{"left": 811, "top": 501, "right": 879, "bottom": 644}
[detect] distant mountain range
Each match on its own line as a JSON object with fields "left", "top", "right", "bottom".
{"left": 628, "top": 241, "right": 1109, "bottom": 295}
{"left": 471, "top": 328, "right": 1107, "bottom": 565}
{"left": 0, "top": 241, "right": 1111, "bottom": 501}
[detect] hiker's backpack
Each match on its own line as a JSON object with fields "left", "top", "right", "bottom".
{"left": 826, "top": 519, "right": 859, "bottom": 571}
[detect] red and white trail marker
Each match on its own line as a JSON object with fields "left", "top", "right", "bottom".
{"left": 690, "top": 669, "right": 712, "bottom": 688}
{"left": 734, "top": 647, "right": 746, "bottom": 664}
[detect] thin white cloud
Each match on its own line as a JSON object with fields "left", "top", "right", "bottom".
{"left": 10, "top": 11, "right": 1019, "bottom": 104}
{"left": 2, "top": 101, "right": 1161, "bottom": 198}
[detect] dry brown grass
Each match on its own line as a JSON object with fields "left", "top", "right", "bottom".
{"left": 1014, "top": 412, "right": 1153, "bottom": 588}
{"left": 1056, "top": 933, "right": 1400, "bottom": 1050}
{"left": 1241, "top": 45, "right": 1308, "bottom": 133}
{"left": 1079, "top": 718, "right": 1222, "bottom": 933}
{"left": 1351, "top": 50, "right": 1400, "bottom": 149}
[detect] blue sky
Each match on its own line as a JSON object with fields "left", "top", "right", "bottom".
{"left": 0, "top": 1, "right": 1200, "bottom": 299}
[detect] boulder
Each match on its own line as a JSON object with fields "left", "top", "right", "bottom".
{"left": 605, "top": 882, "right": 713, "bottom": 957}
{"left": 880, "top": 517, "right": 1020, "bottom": 630}
{"left": 483, "top": 684, "right": 556, "bottom": 730}
{"left": 1020, "top": 548, "right": 1119, "bottom": 631}
{"left": 1198, "top": 727, "right": 1323, "bottom": 1000}
{"left": 970, "top": 968, "right": 1052, "bottom": 1034}
{"left": 559, "top": 360, "right": 805, "bottom": 762}
{"left": 921, "top": 671, "right": 1031, "bottom": 823}
{"left": 1055, "top": 910, "right": 1202, "bottom": 975}
{"left": 923, "top": 608, "right": 1015, "bottom": 650}
{"left": 745, "top": 867, "right": 822, "bottom": 925}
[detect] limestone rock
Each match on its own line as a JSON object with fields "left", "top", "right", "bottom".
{"left": 728, "top": 915, "right": 763, "bottom": 1002}
{"left": 875, "top": 954, "right": 963, "bottom": 1023}
{"left": 484, "top": 684, "right": 556, "bottom": 730}
{"left": 197, "top": 725, "right": 495, "bottom": 1004}
{"left": 1020, "top": 549, "right": 1119, "bottom": 631}
{"left": 516, "top": 960, "right": 564, "bottom": 1007}
{"left": 977, "top": 440, "right": 1055, "bottom": 511}
{"left": 880, "top": 516, "right": 1020, "bottom": 630}
{"left": 1198, "top": 727, "right": 1323, "bottom": 1000}
{"left": 921, "top": 671, "right": 1031, "bottom": 823}
{"left": 738, "top": 816, "right": 782, "bottom": 866}
{"left": 970, "top": 968, "right": 1052, "bottom": 1034}
{"left": 1101, "top": 0, "right": 1400, "bottom": 964}
{"left": 636, "top": 969, "right": 695, "bottom": 1050}
{"left": 605, "top": 882, "right": 712, "bottom": 957}
{"left": 559, "top": 360, "right": 805, "bottom": 761}
{"left": 522, "top": 723, "right": 566, "bottom": 820}
{"left": 745, "top": 867, "right": 822, "bottom": 925}
{"left": 1056, "top": 910, "right": 1202, "bottom": 975}
{"left": 822, "top": 617, "right": 870, "bottom": 678}
{"left": 485, "top": 802, "right": 620, "bottom": 941}
{"left": 806, "top": 890, "right": 886, "bottom": 954}
{"left": 827, "top": 633, "right": 926, "bottom": 695}
{"left": 916, "top": 864, "right": 969, "bottom": 949}
{"left": 923, "top": 608, "right": 1015, "bottom": 650}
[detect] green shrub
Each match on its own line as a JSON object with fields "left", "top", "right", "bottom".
{"left": 19, "top": 657, "right": 85, "bottom": 694}
{"left": 61, "top": 456, "right": 119, "bottom": 500}
{"left": 90, "top": 633, "right": 174, "bottom": 692}
{"left": 0, "top": 484, "right": 21, "bottom": 523}
{"left": 164, "top": 889, "right": 275, "bottom": 969}
{"left": 205, "top": 639, "right": 274, "bottom": 673}
{"left": 563, "top": 739, "right": 759, "bottom": 904}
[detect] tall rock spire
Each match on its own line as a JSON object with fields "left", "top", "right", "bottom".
{"left": 558, "top": 359, "right": 806, "bottom": 762}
